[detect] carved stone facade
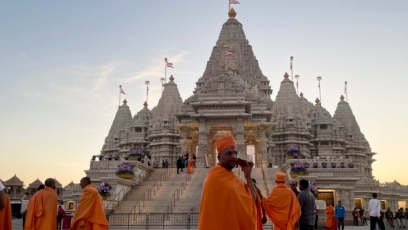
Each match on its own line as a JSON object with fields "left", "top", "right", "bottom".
{"left": 79, "top": 7, "right": 407, "bottom": 213}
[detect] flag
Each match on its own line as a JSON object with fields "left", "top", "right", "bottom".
{"left": 290, "top": 56, "right": 293, "bottom": 71}
{"left": 344, "top": 81, "right": 347, "bottom": 94}
{"left": 225, "top": 50, "right": 234, "bottom": 56}
{"left": 119, "top": 85, "right": 126, "bottom": 95}
{"left": 229, "top": 0, "right": 240, "bottom": 4}
{"left": 165, "top": 58, "right": 174, "bottom": 68}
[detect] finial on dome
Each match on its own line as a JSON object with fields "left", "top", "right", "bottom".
{"left": 169, "top": 75, "right": 174, "bottom": 81}
{"left": 123, "top": 99, "right": 127, "bottom": 104}
{"left": 143, "top": 101, "right": 148, "bottom": 107}
{"left": 228, "top": 8, "right": 236, "bottom": 18}
{"left": 315, "top": 98, "right": 320, "bottom": 104}
{"left": 284, "top": 72, "right": 289, "bottom": 79}
{"left": 300, "top": 92, "right": 303, "bottom": 97}
{"left": 340, "top": 95, "right": 345, "bottom": 101}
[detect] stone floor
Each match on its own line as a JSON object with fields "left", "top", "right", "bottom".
{"left": 12, "top": 218, "right": 375, "bottom": 230}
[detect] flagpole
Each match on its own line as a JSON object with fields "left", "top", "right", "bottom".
{"left": 290, "top": 56, "right": 294, "bottom": 81}
{"left": 118, "top": 85, "right": 121, "bottom": 107}
{"left": 160, "top": 77, "right": 165, "bottom": 89}
{"left": 344, "top": 81, "right": 348, "bottom": 101}
{"left": 317, "top": 76, "right": 322, "bottom": 104}
{"left": 295, "top": 75, "right": 300, "bottom": 95}
{"left": 145, "top": 80, "right": 150, "bottom": 104}
{"left": 164, "top": 58, "right": 167, "bottom": 84}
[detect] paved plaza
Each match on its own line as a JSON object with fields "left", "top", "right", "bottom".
{"left": 12, "top": 218, "right": 375, "bottom": 230}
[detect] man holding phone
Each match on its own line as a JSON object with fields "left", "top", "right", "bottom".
{"left": 198, "top": 135, "right": 258, "bottom": 230}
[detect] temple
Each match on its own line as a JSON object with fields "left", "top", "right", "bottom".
{"left": 3, "top": 7, "right": 407, "bottom": 226}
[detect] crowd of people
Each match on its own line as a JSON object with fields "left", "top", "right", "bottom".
{"left": 0, "top": 177, "right": 109, "bottom": 230}
{"left": 197, "top": 135, "right": 408, "bottom": 230}
{"left": 3, "top": 135, "right": 408, "bottom": 229}
{"left": 176, "top": 153, "right": 196, "bottom": 174}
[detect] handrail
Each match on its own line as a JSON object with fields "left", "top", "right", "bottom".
{"left": 104, "top": 187, "right": 129, "bottom": 213}
{"left": 130, "top": 168, "right": 170, "bottom": 213}
{"left": 165, "top": 171, "right": 192, "bottom": 214}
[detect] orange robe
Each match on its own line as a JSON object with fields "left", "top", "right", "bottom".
{"left": 24, "top": 187, "right": 58, "bottom": 230}
{"left": 262, "top": 183, "right": 301, "bottom": 230}
{"left": 254, "top": 185, "right": 266, "bottom": 230}
{"left": 326, "top": 204, "right": 335, "bottom": 229}
{"left": 0, "top": 195, "right": 12, "bottom": 230}
{"left": 71, "top": 185, "right": 109, "bottom": 230}
{"left": 198, "top": 164, "right": 257, "bottom": 230}
{"left": 187, "top": 159, "right": 194, "bottom": 174}
{"left": 256, "top": 197, "right": 263, "bottom": 230}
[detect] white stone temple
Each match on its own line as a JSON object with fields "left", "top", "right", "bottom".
{"left": 86, "top": 7, "right": 407, "bottom": 212}
{"left": 5, "top": 7, "right": 406, "bottom": 224}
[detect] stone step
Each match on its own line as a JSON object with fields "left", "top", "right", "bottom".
{"left": 111, "top": 166, "right": 280, "bottom": 214}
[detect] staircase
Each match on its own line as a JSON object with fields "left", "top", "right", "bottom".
{"left": 110, "top": 166, "right": 280, "bottom": 214}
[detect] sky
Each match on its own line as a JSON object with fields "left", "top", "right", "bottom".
{"left": 1, "top": 1, "right": 407, "bottom": 187}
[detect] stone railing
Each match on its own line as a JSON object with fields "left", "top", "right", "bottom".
{"left": 284, "top": 158, "right": 355, "bottom": 170}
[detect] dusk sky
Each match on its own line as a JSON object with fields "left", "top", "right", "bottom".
{"left": 1, "top": 1, "right": 407, "bottom": 186}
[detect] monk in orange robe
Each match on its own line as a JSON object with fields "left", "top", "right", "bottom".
{"left": 198, "top": 135, "right": 258, "bottom": 230}
{"left": 262, "top": 172, "right": 301, "bottom": 230}
{"left": 0, "top": 191, "right": 12, "bottom": 230}
{"left": 24, "top": 178, "right": 58, "bottom": 230}
{"left": 71, "top": 177, "right": 108, "bottom": 230}
{"left": 187, "top": 158, "right": 194, "bottom": 174}
{"left": 0, "top": 181, "right": 6, "bottom": 211}
{"left": 326, "top": 202, "right": 336, "bottom": 229}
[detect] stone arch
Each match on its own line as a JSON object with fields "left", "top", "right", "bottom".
{"left": 208, "top": 126, "right": 234, "bottom": 167}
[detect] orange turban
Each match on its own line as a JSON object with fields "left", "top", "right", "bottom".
{"left": 275, "top": 172, "right": 286, "bottom": 183}
{"left": 215, "top": 135, "right": 237, "bottom": 153}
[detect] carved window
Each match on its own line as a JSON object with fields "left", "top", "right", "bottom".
{"left": 320, "top": 124, "right": 328, "bottom": 130}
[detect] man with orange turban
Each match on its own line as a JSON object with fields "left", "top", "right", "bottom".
{"left": 0, "top": 187, "right": 12, "bottom": 230}
{"left": 198, "top": 135, "right": 258, "bottom": 230}
{"left": 71, "top": 177, "right": 109, "bottom": 230}
{"left": 24, "top": 178, "right": 58, "bottom": 230}
{"left": 262, "top": 172, "right": 301, "bottom": 230}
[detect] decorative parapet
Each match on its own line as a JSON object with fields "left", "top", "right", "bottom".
{"left": 283, "top": 158, "right": 359, "bottom": 182}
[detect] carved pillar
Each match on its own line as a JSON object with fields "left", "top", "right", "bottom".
{"left": 197, "top": 118, "right": 208, "bottom": 168}
{"left": 235, "top": 118, "right": 246, "bottom": 158}
{"left": 257, "top": 126, "right": 268, "bottom": 168}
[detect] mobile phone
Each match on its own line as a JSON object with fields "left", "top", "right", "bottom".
{"left": 237, "top": 158, "right": 249, "bottom": 167}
